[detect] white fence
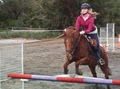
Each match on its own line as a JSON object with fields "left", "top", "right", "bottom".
{"left": 11, "top": 27, "right": 64, "bottom": 33}
{"left": 100, "top": 23, "right": 115, "bottom": 52}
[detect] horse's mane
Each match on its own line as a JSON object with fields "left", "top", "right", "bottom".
{"left": 65, "top": 26, "right": 78, "bottom": 37}
{"left": 67, "top": 26, "right": 76, "bottom": 30}
{"left": 65, "top": 26, "right": 88, "bottom": 44}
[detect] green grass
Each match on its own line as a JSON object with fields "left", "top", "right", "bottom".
{"left": 0, "top": 31, "right": 63, "bottom": 39}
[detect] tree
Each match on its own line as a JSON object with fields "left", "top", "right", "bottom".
{"left": 1, "top": 0, "right": 25, "bottom": 19}
{"left": 0, "top": 0, "right": 120, "bottom": 29}
{"left": 45, "top": 0, "right": 120, "bottom": 28}
{"left": 0, "top": 0, "right": 46, "bottom": 27}
{"left": 0, "top": 0, "right": 27, "bottom": 27}
{"left": 41, "top": 0, "right": 81, "bottom": 29}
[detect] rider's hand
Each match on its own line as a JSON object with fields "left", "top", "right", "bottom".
{"left": 80, "top": 31, "right": 85, "bottom": 35}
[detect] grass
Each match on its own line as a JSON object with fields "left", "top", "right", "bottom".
{"left": 0, "top": 31, "right": 63, "bottom": 39}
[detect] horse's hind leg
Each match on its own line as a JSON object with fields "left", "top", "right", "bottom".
{"left": 89, "top": 65, "right": 97, "bottom": 77}
{"left": 63, "top": 60, "right": 73, "bottom": 74}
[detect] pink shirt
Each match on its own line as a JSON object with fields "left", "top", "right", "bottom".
{"left": 75, "top": 14, "right": 96, "bottom": 34}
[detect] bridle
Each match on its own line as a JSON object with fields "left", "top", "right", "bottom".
{"left": 65, "top": 34, "right": 82, "bottom": 55}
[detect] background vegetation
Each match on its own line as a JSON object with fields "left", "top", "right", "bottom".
{"left": 0, "top": 31, "right": 62, "bottom": 39}
{"left": 0, "top": 0, "right": 120, "bottom": 38}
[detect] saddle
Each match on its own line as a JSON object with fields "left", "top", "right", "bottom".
{"left": 85, "top": 36, "right": 98, "bottom": 58}
{"left": 89, "top": 38, "right": 97, "bottom": 50}
{"left": 85, "top": 36, "right": 97, "bottom": 50}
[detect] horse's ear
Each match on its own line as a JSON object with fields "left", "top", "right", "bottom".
{"left": 64, "top": 28, "right": 66, "bottom": 36}
{"left": 64, "top": 28, "right": 67, "bottom": 32}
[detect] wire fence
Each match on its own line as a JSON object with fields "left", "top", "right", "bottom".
{"left": 0, "top": 43, "right": 23, "bottom": 89}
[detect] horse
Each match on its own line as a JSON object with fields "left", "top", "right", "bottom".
{"left": 63, "top": 26, "right": 111, "bottom": 89}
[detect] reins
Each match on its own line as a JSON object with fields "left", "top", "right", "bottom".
{"left": 71, "top": 34, "right": 82, "bottom": 55}
{"left": 65, "top": 34, "right": 82, "bottom": 55}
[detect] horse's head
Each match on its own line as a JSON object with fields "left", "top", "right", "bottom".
{"left": 64, "top": 26, "right": 80, "bottom": 60}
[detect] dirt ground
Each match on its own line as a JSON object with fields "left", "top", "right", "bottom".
{"left": 2, "top": 38, "right": 120, "bottom": 89}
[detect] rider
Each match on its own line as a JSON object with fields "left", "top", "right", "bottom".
{"left": 75, "top": 3, "right": 105, "bottom": 65}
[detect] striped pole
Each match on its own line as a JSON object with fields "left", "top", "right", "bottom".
{"left": 8, "top": 73, "right": 120, "bottom": 85}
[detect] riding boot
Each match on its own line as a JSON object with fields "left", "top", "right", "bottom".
{"left": 96, "top": 51, "right": 105, "bottom": 65}
{"left": 99, "top": 58, "right": 105, "bottom": 65}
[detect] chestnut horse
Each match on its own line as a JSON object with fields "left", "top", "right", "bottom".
{"left": 63, "top": 26, "right": 111, "bottom": 89}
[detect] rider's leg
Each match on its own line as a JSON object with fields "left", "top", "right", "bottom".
{"left": 87, "top": 33, "right": 105, "bottom": 65}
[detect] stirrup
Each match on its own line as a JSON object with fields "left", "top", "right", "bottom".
{"left": 99, "top": 58, "right": 105, "bottom": 65}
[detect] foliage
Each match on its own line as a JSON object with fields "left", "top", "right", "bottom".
{"left": 0, "top": 0, "right": 120, "bottom": 29}
{"left": 0, "top": 31, "right": 62, "bottom": 39}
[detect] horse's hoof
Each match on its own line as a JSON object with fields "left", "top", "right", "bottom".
{"left": 79, "top": 73, "right": 83, "bottom": 75}
{"left": 77, "top": 72, "right": 83, "bottom": 75}
{"left": 64, "top": 69, "right": 69, "bottom": 74}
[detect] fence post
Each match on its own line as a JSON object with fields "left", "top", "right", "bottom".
{"left": 106, "top": 23, "right": 109, "bottom": 51}
{"left": 0, "top": 50, "right": 1, "bottom": 89}
{"left": 21, "top": 43, "right": 24, "bottom": 89}
{"left": 112, "top": 23, "right": 115, "bottom": 52}
{"left": 118, "top": 34, "right": 120, "bottom": 48}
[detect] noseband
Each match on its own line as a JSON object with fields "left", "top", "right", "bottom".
{"left": 65, "top": 34, "right": 82, "bottom": 55}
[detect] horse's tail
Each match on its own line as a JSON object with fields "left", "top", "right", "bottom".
{"left": 99, "top": 65, "right": 112, "bottom": 76}
{"left": 99, "top": 47, "right": 112, "bottom": 76}
{"left": 108, "top": 67, "right": 112, "bottom": 76}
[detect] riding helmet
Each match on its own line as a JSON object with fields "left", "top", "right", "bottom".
{"left": 81, "top": 3, "right": 90, "bottom": 9}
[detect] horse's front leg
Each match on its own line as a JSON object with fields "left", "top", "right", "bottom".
{"left": 63, "top": 60, "right": 73, "bottom": 74}
{"left": 75, "top": 57, "right": 88, "bottom": 75}
{"left": 75, "top": 63, "right": 83, "bottom": 75}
